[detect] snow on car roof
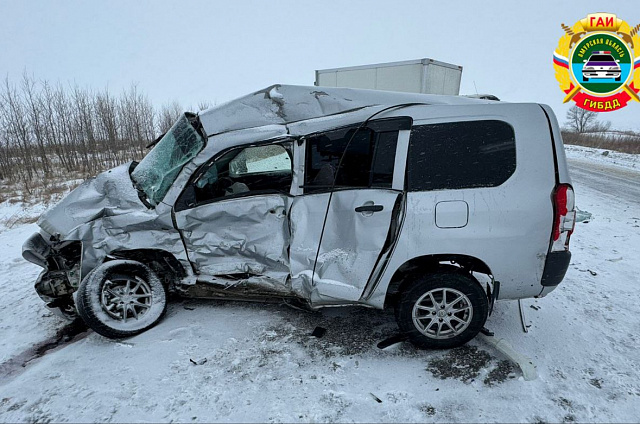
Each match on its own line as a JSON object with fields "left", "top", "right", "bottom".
{"left": 198, "top": 84, "right": 489, "bottom": 137}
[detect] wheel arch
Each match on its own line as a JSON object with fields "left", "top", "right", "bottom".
{"left": 383, "top": 254, "right": 494, "bottom": 309}
{"left": 106, "top": 248, "right": 187, "bottom": 286}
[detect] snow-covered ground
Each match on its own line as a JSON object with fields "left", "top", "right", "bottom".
{"left": 0, "top": 202, "right": 47, "bottom": 235}
{"left": 0, "top": 152, "right": 639, "bottom": 422}
{"left": 565, "top": 144, "right": 639, "bottom": 171}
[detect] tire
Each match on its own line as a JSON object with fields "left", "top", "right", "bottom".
{"left": 615, "top": 76, "right": 621, "bottom": 82}
{"left": 76, "top": 260, "right": 168, "bottom": 339}
{"left": 395, "top": 271, "right": 488, "bottom": 349}
{"left": 583, "top": 77, "right": 589, "bottom": 82}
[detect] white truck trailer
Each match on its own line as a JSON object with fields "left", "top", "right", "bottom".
{"left": 315, "top": 58, "right": 463, "bottom": 95}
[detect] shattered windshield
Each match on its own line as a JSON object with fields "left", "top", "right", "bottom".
{"left": 131, "top": 114, "right": 205, "bottom": 206}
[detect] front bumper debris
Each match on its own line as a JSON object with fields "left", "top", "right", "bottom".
{"left": 23, "top": 232, "right": 82, "bottom": 308}
{"left": 22, "top": 232, "right": 51, "bottom": 269}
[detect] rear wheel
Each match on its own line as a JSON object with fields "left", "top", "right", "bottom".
{"left": 395, "top": 271, "right": 488, "bottom": 349}
{"left": 76, "top": 260, "right": 167, "bottom": 339}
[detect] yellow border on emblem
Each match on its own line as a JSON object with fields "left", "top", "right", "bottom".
{"left": 554, "top": 15, "right": 640, "bottom": 104}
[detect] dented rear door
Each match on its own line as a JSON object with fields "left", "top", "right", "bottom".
{"left": 289, "top": 118, "right": 410, "bottom": 303}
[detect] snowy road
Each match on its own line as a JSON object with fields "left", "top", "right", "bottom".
{"left": 568, "top": 158, "right": 640, "bottom": 206}
{"left": 0, "top": 147, "right": 639, "bottom": 422}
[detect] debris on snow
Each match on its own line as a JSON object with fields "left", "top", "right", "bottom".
{"left": 376, "top": 334, "right": 409, "bottom": 350}
{"left": 311, "top": 327, "right": 326, "bottom": 338}
{"left": 419, "top": 403, "right": 437, "bottom": 416}
{"left": 478, "top": 334, "right": 538, "bottom": 381}
{"left": 480, "top": 327, "right": 494, "bottom": 336}
{"left": 369, "top": 393, "right": 383, "bottom": 403}
{"left": 189, "top": 358, "right": 207, "bottom": 366}
{"left": 426, "top": 345, "right": 491, "bottom": 383}
{"left": 575, "top": 208, "right": 593, "bottom": 223}
{"left": 483, "top": 360, "right": 516, "bottom": 386}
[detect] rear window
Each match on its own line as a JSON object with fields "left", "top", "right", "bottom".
{"left": 407, "top": 120, "right": 516, "bottom": 191}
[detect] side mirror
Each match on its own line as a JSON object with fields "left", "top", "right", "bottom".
{"left": 616, "top": 59, "right": 620, "bottom": 63}
{"left": 583, "top": 60, "right": 588, "bottom": 63}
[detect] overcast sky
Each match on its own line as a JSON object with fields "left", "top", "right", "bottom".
{"left": 1, "top": 0, "right": 638, "bottom": 130}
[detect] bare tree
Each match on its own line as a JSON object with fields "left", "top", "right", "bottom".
{"left": 197, "top": 101, "right": 212, "bottom": 111}
{"left": 565, "top": 105, "right": 611, "bottom": 134}
{"left": 157, "top": 101, "right": 183, "bottom": 134}
{"left": 0, "top": 76, "right": 207, "bottom": 199}
{"left": 589, "top": 119, "right": 611, "bottom": 133}
{"left": 22, "top": 74, "right": 52, "bottom": 175}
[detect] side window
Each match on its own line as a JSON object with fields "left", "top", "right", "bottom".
{"left": 407, "top": 120, "right": 516, "bottom": 191}
{"left": 371, "top": 132, "right": 398, "bottom": 188}
{"left": 229, "top": 146, "right": 292, "bottom": 177}
{"left": 192, "top": 143, "right": 292, "bottom": 205}
{"left": 304, "top": 126, "right": 398, "bottom": 193}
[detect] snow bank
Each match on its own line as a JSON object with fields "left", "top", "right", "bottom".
{"left": 565, "top": 144, "right": 639, "bottom": 171}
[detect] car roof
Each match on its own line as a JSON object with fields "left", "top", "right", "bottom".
{"left": 198, "top": 84, "right": 492, "bottom": 137}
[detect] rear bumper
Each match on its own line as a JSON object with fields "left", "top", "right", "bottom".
{"left": 541, "top": 251, "right": 571, "bottom": 287}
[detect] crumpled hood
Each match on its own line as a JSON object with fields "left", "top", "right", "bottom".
{"left": 38, "top": 162, "right": 147, "bottom": 238}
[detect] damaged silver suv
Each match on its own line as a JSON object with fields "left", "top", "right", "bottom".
{"left": 23, "top": 85, "right": 575, "bottom": 348}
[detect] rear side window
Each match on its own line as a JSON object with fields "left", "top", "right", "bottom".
{"left": 407, "top": 120, "right": 516, "bottom": 191}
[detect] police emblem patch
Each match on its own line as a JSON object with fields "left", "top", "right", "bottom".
{"left": 553, "top": 13, "right": 640, "bottom": 112}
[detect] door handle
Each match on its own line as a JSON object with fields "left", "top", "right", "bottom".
{"left": 355, "top": 204, "right": 384, "bottom": 213}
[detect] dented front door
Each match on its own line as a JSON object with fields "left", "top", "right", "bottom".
{"left": 174, "top": 142, "right": 293, "bottom": 287}
{"left": 175, "top": 195, "right": 290, "bottom": 284}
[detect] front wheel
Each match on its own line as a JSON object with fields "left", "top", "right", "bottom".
{"left": 76, "top": 260, "right": 168, "bottom": 339}
{"left": 395, "top": 271, "right": 488, "bottom": 349}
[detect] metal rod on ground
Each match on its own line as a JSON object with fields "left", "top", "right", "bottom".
{"left": 518, "top": 299, "right": 529, "bottom": 333}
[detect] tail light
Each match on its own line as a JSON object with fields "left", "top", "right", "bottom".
{"left": 551, "top": 184, "right": 575, "bottom": 252}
